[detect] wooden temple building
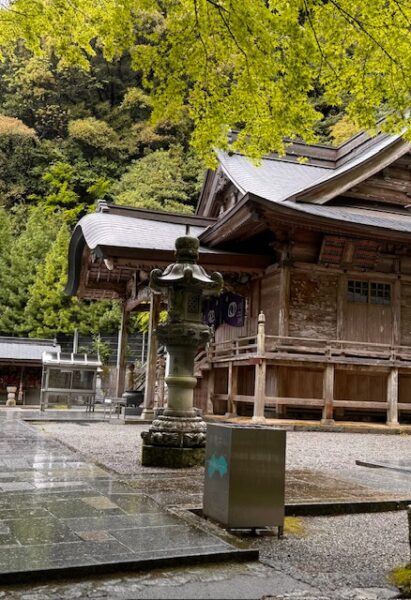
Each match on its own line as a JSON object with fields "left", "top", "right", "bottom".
{"left": 66, "top": 129, "right": 411, "bottom": 425}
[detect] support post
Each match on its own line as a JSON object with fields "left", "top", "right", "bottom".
{"left": 392, "top": 279, "right": 401, "bottom": 347}
{"left": 252, "top": 311, "right": 266, "bottom": 423}
{"left": 141, "top": 331, "right": 146, "bottom": 363}
{"left": 273, "top": 366, "right": 285, "bottom": 419}
{"left": 226, "top": 363, "right": 238, "bottom": 417}
{"left": 141, "top": 292, "right": 161, "bottom": 421}
{"left": 279, "top": 266, "right": 290, "bottom": 337}
{"left": 115, "top": 301, "right": 129, "bottom": 398}
{"left": 207, "top": 369, "right": 215, "bottom": 415}
{"left": 387, "top": 367, "right": 399, "bottom": 426}
{"left": 73, "top": 329, "right": 79, "bottom": 354}
{"left": 321, "top": 364, "right": 335, "bottom": 424}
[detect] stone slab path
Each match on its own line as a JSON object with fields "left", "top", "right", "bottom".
{"left": 0, "top": 419, "right": 254, "bottom": 583}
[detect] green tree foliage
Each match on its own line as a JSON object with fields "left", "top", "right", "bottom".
{"left": 113, "top": 145, "right": 203, "bottom": 213}
{"left": 0, "top": 206, "right": 61, "bottom": 335}
{"left": 1, "top": 1, "right": 411, "bottom": 163}
{"left": 0, "top": 115, "right": 39, "bottom": 205}
{"left": 68, "top": 118, "right": 122, "bottom": 155}
{"left": 24, "top": 223, "right": 120, "bottom": 338}
{"left": 330, "top": 116, "right": 362, "bottom": 147}
{"left": 0, "top": 37, "right": 201, "bottom": 337}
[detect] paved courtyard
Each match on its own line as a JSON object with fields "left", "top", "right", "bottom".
{"left": 1, "top": 414, "right": 410, "bottom": 599}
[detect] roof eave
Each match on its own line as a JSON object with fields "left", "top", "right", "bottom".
{"left": 294, "top": 136, "right": 411, "bottom": 205}
{"left": 65, "top": 225, "right": 86, "bottom": 297}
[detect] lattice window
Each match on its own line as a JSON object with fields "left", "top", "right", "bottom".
{"left": 370, "top": 282, "right": 391, "bottom": 305}
{"left": 347, "top": 280, "right": 391, "bottom": 305}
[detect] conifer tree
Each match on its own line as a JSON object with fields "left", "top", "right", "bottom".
{"left": 0, "top": 206, "right": 60, "bottom": 335}
{"left": 24, "top": 222, "right": 120, "bottom": 338}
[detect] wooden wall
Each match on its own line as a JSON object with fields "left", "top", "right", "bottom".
{"left": 277, "top": 366, "right": 323, "bottom": 399}
{"left": 214, "top": 273, "right": 281, "bottom": 343}
{"left": 334, "top": 371, "right": 386, "bottom": 403}
{"left": 289, "top": 271, "right": 338, "bottom": 339}
{"left": 260, "top": 272, "right": 280, "bottom": 335}
{"left": 401, "top": 283, "right": 411, "bottom": 346}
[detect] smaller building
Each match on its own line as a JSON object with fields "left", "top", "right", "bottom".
{"left": 40, "top": 351, "right": 101, "bottom": 410}
{"left": 0, "top": 337, "right": 60, "bottom": 405}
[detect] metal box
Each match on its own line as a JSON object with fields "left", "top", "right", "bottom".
{"left": 203, "top": 423, "right": 286, "bottom": 529}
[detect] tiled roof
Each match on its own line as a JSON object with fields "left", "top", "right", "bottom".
{"left": 78, "top": 213, "right": 212, "bottom": 252}
{"left": 0, "top": 338, "right": 60, "bottom": 362}
{"left": 282, "top": 201, "right": 411, "bottom": 234}
{"left": 217, "top": 133, "right": 404, "bottom": 205}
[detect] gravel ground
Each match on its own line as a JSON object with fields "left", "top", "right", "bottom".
{"left": 35, "top": 422, "right": 411, "bottom": 477}
{"left": 258, "top": 511, "right": 409, "bottom": 592}
{"left": 29, "top": 422, "right": 411, "bottom": 599}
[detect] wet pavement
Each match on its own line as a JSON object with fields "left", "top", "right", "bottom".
{"left": 1, "top": 414, "right": 410, "bottom": 598}
{"left": 0, "top": 419, "right": 254, "bottom": 583}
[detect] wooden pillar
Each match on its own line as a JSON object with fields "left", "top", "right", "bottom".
{"left": 206, "top": 336, "right": 215, "bottom": 415}
{"left": 115, "top": 301, "right": 129, "bottom": 398}
{"left": 207, "top": 369, "right": 215, "bottom": 415}
{"left": 279, "top": 266, "right": 290, "bottom": 337}
{"left": 273, "top": 366, "right": 285, "bottom": 419}
{"left": 321, "top": 364, "right": 335, "bottom": 424}
{"left": 226, "top": 362, "right": 238, "bottom": 417}
{"left": 392, "top": 279, "right": 401, "bottom": 347}
{"left": 336, "top": 275, "right": 346, "bottom": 340}
{"left": 252, "top": 311, "right": 266, "bottom": 422}
{"left": 387, "top": 367, "right": 399, "bottom": 426}
{"left": 141, "top": 292, "right": 161, "bottom": 420}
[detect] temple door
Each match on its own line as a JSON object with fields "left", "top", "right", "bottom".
{"left": 342, "top": 279, "right": 392, "bottom": 344}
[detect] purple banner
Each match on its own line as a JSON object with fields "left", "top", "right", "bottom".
{"left": 221, "top": 292, "right": 245, "bottom": 327}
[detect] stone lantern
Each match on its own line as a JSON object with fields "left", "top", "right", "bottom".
{"left": 141, "top": 236, "right": 223, "bottom": 468}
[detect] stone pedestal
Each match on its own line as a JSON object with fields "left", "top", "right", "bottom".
{"left": 142, "top": 445, "right": 205, "bottom": 468}
{"left": 6, "top": 386, "right": 17, "bottom": 407}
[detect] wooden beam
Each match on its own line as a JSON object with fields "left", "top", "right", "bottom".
{"left": 333, "top": 400, "right": 388, "bottom": 409}
{"left": 268, "top": 397, "right": 324, "bottom": 407}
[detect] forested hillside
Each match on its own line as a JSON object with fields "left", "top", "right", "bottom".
{"left": 0, "top": 47, "right": 204, "bottom": 338}
{"left": 0, "top": 34, "right": 352, "bottom": 340}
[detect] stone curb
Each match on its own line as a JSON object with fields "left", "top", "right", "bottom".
{"left": 286, "top": 499, "right": 411, "bottom": 517}
{"left": 0, "top": 549, "right": 259, "bottom": 585}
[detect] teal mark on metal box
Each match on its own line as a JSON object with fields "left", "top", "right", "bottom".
{"left": 207, "top": 454, "right": 228, "bottom": 478}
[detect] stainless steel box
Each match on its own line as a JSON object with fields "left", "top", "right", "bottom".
{"left": 203, "top": 423, "right": 286, "bottom": 529}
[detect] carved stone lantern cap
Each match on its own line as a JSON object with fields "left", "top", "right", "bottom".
{"left": 150, "top": 236, "right": 223, "bottom": 295}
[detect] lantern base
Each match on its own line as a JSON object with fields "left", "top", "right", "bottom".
{"left": 141, "top": 444, "right": 205, "bottom": 468}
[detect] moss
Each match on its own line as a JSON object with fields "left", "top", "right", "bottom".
{"left": 390, "top": 564, "right": 411, "bottom": 597}
{"left": 284, "top": 517, "right": 306, "bottom": 537}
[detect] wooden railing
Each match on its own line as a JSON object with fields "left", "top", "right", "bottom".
{"left": 211, "top": 333, "right": 411, "bottom": 363}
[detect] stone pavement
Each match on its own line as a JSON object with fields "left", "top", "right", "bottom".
{"left": 1, "top": 413, "right": 410, "bottom": 599}
{"left": 0, "top": 418, "right": 255, "bottom": 584}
